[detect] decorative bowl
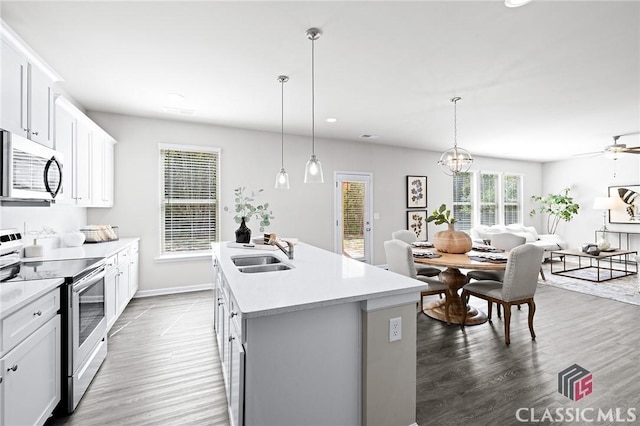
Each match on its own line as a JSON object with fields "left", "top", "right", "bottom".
{"left": 63, "top": 232, "right": 86, "bottom": 247}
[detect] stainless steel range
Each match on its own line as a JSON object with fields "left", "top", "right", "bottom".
{"left": 0, "top": 229, "right": 107, "bottom": 413}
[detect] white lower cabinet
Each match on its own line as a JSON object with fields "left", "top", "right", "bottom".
{"left": 0, "top": 287, "right": 61, "bottom": 426}
{"left": 105, "top": 242, "right": 139, "bottom": 330}
{"left": 214, "top": 264, "right": 244, "bottom": 426}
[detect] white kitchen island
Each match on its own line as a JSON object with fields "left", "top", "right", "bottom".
{"left": 212, "top": 241, "right": 428, "bottom": 426}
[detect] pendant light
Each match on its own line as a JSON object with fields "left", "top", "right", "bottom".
{"left": 275, "top": 75, "right": 290, "bottom": 189}
{"left": 304, "top": 27, "right": 324, "bottom": 184}
{"left": 437, "top": 97, "right": 474, "bottom": 176}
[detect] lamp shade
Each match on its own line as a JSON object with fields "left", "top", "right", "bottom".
{"left": 593, "top": 197, "right": 618, "bottom": 210}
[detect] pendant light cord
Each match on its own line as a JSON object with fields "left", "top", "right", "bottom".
{"left": 452, "top": 96, "right": 460, "bottom": 155}
{"left": 281, "top": 78, "right": 285, "bottom": 168}
{"left": 311, "top": 36, "right": 316, "bottom": 156}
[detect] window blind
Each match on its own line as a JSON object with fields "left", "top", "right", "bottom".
{"left": 503, "top": 174, "right": 522, "bottom": 225}
{"left": 453, "top": 172, "right": 472, "bottom": 231}
{"left": 160, "top": 148, "right": 218, "bottom": 253}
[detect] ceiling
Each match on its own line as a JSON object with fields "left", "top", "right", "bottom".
{"left": 1, "top": 0, "right": 639, "bottom": 162}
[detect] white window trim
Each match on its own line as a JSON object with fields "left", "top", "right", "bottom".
{"left": 462, "top": 170, "right": 524, "bottom": 228}
{"left": 158, "top": 143, "right": 221, "bottom": 258}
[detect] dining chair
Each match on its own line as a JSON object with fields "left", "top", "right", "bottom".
{"left": 461, "top": 244, "right": 544, "bottom": 345}
{"left": 466, "top": 232, "right": 526, "bottom": 283}
{"left": 391, "top": 230, "right": 441, "bottom": 278}
{"left": 384, "top": 239, "right": 450, "bottom": 322}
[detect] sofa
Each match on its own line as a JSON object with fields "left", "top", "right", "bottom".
{"left": 470, "top": 224, "right": 568, "bottom": 260}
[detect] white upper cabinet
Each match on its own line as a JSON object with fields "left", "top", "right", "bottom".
{"left": 91, "top": 127, "right": 115, "bottom": 208}
{"left": 54, "top": 96, "right": 115, "bottom": 207}
{"left": 0, "top": 38, "right": 28, "bottom": 135}
{"left": 1, "top": 21, "right": 60, "bottom": 147}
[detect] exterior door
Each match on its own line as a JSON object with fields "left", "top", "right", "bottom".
{"left": 335, "top": 172, "right": 373, "bottom": 263}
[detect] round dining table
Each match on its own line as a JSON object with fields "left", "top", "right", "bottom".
{"left": 414, "top": 249, "right": 507, "bottom": 325}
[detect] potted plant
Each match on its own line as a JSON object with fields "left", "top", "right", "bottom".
{"left": 224, "top": 187, "right": 274, "bottom": 243}
{"left": 530, "top": 188, "right": 580, "bottom": 234}
{"left": 427, "top": 204, "right": 472, "bottom": 253}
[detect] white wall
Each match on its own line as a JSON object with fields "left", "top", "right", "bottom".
{"left": 86, "top": 112, "right": 543, "bottom": 293}
{"left": 0, "top": 203, "right": 87, "bottom": 245}
{"left": 540, "top": 154, "right": 640, "bottom": 251}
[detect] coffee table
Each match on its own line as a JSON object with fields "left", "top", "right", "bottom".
{"left": 550, "top": 249, "right": 638, "bottom": 282}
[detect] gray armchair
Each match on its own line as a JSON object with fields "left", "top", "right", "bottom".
{"left": 466, "top": 232, "right": 526, "bottom": 283}
{"left": 384, "top": 239, "right": 449, "bottom": 322}
{"left": 461, "top": 244, "right": 544, "bottom": 345}
{"left": 391, "top": 230, "right": 441, "bottom": 278}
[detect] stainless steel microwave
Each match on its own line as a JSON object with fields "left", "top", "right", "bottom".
{"left": 1, "top": 129, "right": 64, "bottom": 201}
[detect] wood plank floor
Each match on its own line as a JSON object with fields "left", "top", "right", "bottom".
{"left": 49, "top": 286, "right": 640, "bottom": 425}
{"left": 48, "top": 291, "right": 229, "bottom": 426}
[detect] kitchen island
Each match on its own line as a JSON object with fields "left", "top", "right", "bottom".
{"left": 213, "top": 241, "right": 427, "bottom": 426}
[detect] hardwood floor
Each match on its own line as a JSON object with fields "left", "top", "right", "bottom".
{"left": 49, "top": 286, "right": 639, "bottom": 425}
{"left": 48, "top": 291, "right": 229, "bottom": 426}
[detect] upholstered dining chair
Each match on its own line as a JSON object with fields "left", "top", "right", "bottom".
{"left": 391, "top": 230, "right": 441, "bottom": 278}
{"left": 384, "top": 239, "right": 449, "bottom": 322}
{"left": 466, "top": 233, "right": 526, "bottom": 283}
{"left": 461, "top": 244, "right": 544, "bottom": 345}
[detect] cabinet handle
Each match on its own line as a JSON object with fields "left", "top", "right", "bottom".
{"left": 8, "top": 365, "right": 18, "bottom": 372}
{"left": 230, "top": 312, "right": 238, "bottom": 318}
{"left": 23, "top": 128, "right": 29, "bottom": 132}
{"left": 229, "top": 336, "right": 235, "bottom": 342}
{"left": 33, "top": 310, "right": 42, "bottom": 316}
{"left": 0, "top": 376, "right": 2, "bottom": 383}
{"left": 32, "top": 130, "right": 39, "bottom": 136}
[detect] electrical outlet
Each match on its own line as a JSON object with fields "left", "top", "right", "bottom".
{"left": 389, "top": 317, "right": 402, "bottom": 342}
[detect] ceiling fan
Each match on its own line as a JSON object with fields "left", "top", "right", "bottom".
{"left": 575, "top": 132, "right": 640, "bottom": 159}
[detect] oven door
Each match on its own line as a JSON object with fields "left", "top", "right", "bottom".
{"left": 71, "top": 266, "right": 107, "bottom": 373}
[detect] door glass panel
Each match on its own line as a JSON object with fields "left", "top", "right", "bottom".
{"left": 341, "top": 181, "right": 365, "bottom": 259}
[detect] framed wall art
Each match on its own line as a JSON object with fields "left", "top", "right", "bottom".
{"left": 407, "top": 175, "right": 427, "bottom": 208}
{"left": 407, "top": 210, "right": 428, "bottom": 241}
{"left": 608, "top": 184, "right": 640, "bottom": 224}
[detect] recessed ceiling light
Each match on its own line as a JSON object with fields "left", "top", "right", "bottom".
{"left": 167, "top": 92, "right": 185, "bottom": 102}
{"left": 505, "top": 0, "right": 532, "bottom": 7}
{"left": 325, "top": 118, "right": 337, "bottom": 123}
{"left": 162, "top": 106, "right": 195, "bottom": 115}
{"left": 360, "top": 134, "right": 378, "bottom": 139}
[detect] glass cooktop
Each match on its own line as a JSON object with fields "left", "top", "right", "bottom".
{"left": 0, "top": 257, "right": 105, "bottom": 283}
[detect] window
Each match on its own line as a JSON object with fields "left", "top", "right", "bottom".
{"left": 503, "top": 174, "right": 522, "bottom": 225}
{"left": 479, "top": 173, "right": 498, "bottom": 226}
{"left": 452, "top": 171, "right": 522, "bottom": 231}
{"left": 453, "top": 172, "right": 472, "bottom": 231}
{"left": 160, "top": 144, "right": 219, "bottom": 254}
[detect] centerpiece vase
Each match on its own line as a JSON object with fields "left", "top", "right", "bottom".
{"left": 235, "top": 217, "right": 251, "bottom": 243}
{"left": 433, "top": 223, "right": 472, "bottom": 254}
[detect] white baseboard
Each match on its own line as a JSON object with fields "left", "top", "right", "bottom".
{"left": 134, "top": 283, "right": 214, "bottom": 298}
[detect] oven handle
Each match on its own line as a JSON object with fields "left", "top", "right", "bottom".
{"left": 74, "top": 266, "right": 106, "bottom": 294}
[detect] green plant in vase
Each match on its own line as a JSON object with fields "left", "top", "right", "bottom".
{"left": 224, "top": 187, "right": 274, "bottom": 243}
{"left": 530, "top": 188, "right": 579, "bottom": 234}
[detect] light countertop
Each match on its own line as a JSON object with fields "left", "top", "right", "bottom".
{"left": 1, "top": 237, "right": 140, "bottom": 321}
{"left": 1, "top": 278, "right": 63, "bottom": 320}
{"left": 213, "top": 241, "right": 427, "bottom": 318}
{"left": 21, "top": 237, "right": 140, "bottom": 262}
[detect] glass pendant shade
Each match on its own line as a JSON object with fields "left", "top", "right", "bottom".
{"left": 275, "top": 168, "right": 290, "bottom": 189}
{"left": 304, "top": 154, "right": 324, "bottom": 183}
{"left": 437, "top": 147, "right": 474, "bottom": 176}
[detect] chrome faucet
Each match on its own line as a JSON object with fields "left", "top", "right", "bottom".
{"left": 268, "top": 236, "right": 294, "bottom": 259}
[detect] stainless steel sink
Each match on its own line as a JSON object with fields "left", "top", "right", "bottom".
{"left": 237, "top": 264, "right": 292, "bottom": 273}
{"left": 231, "top": 254, "right": 282, "bottom": 267}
